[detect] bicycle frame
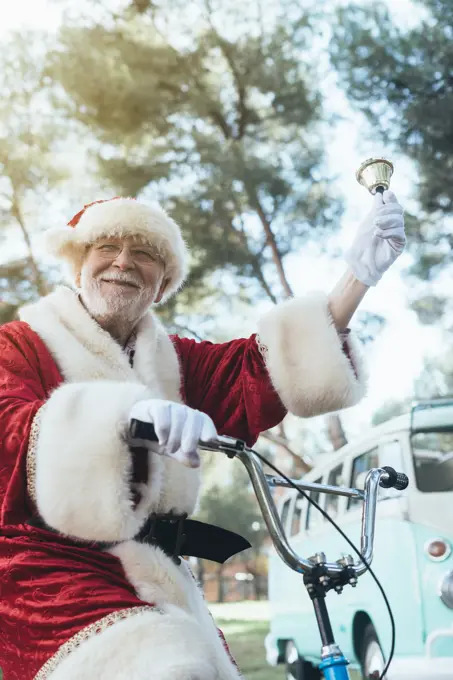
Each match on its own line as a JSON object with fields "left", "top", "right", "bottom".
{"left": 128, "top": 418, "right": 408, "bottom": 680}
{"left": 199, "top": 434, "right": 406, "bottom": 680}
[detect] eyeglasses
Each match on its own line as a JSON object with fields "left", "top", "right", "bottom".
{"left": 94, "top": 242, "right": 163, "bottom": 266}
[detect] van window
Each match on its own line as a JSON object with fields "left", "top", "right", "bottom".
{"left": 325, "top": 464, "right": 343, "bottom": 518}
{"left": 411, "top": 431, "right": 453, "bottom": 493}
{"left": 280, "top": 497, "right": 291, "bottom": 530}
{"left": 290, "top": 497, "right": 304, "bottom": 536}
{"left": 349, "top": 448, "right": 379, "bottom": 509}
{"left": 306, "top": 477, "right": 322, "bottom": 530}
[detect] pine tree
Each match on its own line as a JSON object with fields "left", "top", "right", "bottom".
{"left": 46, "top": 1, "right": 342, "bottom": 309}
{"left": 0, "top": 32, "right": 68, "bottom": 305}
{"left": 0, "top": 259, "right": 40, "bottom": 324}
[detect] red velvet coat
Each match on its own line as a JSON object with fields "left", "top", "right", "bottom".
{"left": 0, "top": 320, "right": 286, "bottom": 679}
{"left": 0, "top": 283, "right": 365, "bottom": 679}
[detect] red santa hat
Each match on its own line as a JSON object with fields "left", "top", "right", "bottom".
{"left": 44, "top": 197, "right": 188, "bottom": 301}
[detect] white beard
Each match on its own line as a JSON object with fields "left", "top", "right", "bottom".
{"left": 80, "top": 269, "right": 155, "bottom": 327}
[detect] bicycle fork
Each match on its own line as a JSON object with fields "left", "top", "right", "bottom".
{"left": 304, "top": 567, "right": 352, "bottom": 680}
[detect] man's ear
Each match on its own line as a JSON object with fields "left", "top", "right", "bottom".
{"left": 154, "top": 276, "right": 170, "bottom": 304}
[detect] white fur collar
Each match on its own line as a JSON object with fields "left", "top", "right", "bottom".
{"left": 20, "top": 287, "right": 199, "bottom": 515}
{"left": 20, "top": 286, "right": 182, "bottom": 402}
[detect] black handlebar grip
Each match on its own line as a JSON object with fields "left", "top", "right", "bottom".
{"left": 129, "top": 419, "right": 159, "bottom": 442}
{"left": 393, "top": 471, "right": 409, "bottom": 491}
{"left": 380, "top": 466, "right": 409, "bottom": 491}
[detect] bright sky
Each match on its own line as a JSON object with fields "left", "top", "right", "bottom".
{"left": 0, "top": 0, "right": 442, "bottom": 441}
{"left": 0, "top": 0, "right": 61, "bottom": 33}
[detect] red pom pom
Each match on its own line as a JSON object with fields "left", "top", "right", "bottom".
{"left": 67, "top": 197, "right": 135, "bottom": 227}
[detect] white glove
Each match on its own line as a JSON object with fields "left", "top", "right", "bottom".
{"left": 345, "top": 190, "right": 406, "bottom": 286}
{"left": 128, "top": 399, "right": 217, "bottom": 468}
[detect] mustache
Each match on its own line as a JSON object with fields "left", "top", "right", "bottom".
{"left": 98, "top": 271, "right": 143, "bottom": 288}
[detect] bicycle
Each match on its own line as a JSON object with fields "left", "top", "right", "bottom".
{"left": 130, "top": 421, "right": 409, "bottom": 680}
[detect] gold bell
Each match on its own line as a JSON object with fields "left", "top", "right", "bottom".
{"left": 356, "top": 158, "right": 394, "bottom": 195}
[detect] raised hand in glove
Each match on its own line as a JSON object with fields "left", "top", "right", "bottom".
{"left": 128, "top": 399, "right": 217, "bottom": 468}
{"left": 345, "top": 190, "right": 406, "bottom": 287}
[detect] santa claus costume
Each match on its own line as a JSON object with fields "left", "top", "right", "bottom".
{"left": 0, "top": 197, "right": 366, "bottom": 679}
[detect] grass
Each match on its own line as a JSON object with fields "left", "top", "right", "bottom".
{"left": 217, "top": 618, "right": 285, "bottom": 679}
{"left": 211, "top": 601, "right": 285, "bottom": 680}
{"left": 210, "top": 601, "right": 361, "bottom": 680}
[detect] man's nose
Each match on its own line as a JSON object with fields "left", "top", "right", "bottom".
{"left": 112, "top": 247, "right": 135, "bottom": 270}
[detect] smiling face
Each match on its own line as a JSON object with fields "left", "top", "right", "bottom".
{"left": 79, "top": 236, "right": 168, "bottom": 326}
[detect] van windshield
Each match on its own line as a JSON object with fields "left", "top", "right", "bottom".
{"left": 411, "top": 431, "right": 453, "bottom": 493}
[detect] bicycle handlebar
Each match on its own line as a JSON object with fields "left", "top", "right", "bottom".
{"left": 129, "top": 419, "right": 408, "bottom": 579}
{"left": 379, "top": 465, "right": 409, "bottom": 491}
{"left": 238, "top": 448, "right": 407, "bottom": 578}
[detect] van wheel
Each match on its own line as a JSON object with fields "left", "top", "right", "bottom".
{"left": 285, "top": 641, "right": 321, "bottom": 680}
{"left": 360, "top": 624, "right": 386, "bottom": 679}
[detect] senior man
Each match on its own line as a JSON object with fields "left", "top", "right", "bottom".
{"left": 0, "top": 191, "right": 405, "bottom": 679}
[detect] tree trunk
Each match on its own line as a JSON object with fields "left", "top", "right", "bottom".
{"left": 11, "top": 193, "right": 48, "bottom": 297}
{"left": 253, "top": 199, "right": 348, "bottom": 453}
{"left": 253, "top": 576, "right": 261, "bottom": 600}
{"left": 232, "top": 207, "right": 278, "bottom": 304}
{"left": 245, "top": 556, "right": 265, "bottom": 600}
{"left": 235, "top": 148, "right": 348, "bottom": 456}
{"left": 217, "top": 564, "right": 225, "bottom": 603}
{"left": 231, "top": 145, "right": 294, "bottom": 299}
{"left": 253, "top": 199, "right": 294, "bottom": 298}
{"left": 260, "top": 431, "right": 312, "bottom": 475}
{"left": 251, "top": 571, "right": 262, "bottom": 600}
{"left": 326, "top": 413, "right": 348, "bottom": 450}
{"left": 196, "top": 558, "right": 205, "bottom": 590}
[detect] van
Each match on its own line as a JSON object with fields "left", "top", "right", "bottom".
{"left": 265, "top": 400, "right": 453, "bottom": 679}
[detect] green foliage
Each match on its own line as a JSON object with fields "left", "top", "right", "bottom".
{"left": 46, "top": 2, "right": 342, "bottom": 306}
{"left": 196, "top": 464, "right": 267, "bottom": 555}
{"left": 353, "top": 311, "right": 385, "bottom": 345}
{"left": 330, "top": 1, "right": 453, "bottom": 216}
{"left": 0, "top": 259, "right": 41, "bottom": 324}
{"left": 414, "top": 349, "right": 453, "bottom": 399}
{"left": 0, "top": 31, "right": 68, "bottom": 301}
{"left": 0, "top": 32, "right": 67, "bottom": 213}
{"left": 218, "top": 617, "right": 285, "bottom": 679}
{"left": 410, "top": 295, "right": 447, "bottom": 325}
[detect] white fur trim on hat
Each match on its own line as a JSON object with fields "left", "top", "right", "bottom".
{"left": 44, "top": 198, "right": 188, "bottom": 301}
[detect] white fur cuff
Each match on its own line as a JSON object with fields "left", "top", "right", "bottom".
{"left": 257, "top": 293, "right": 366, "bottom": 418}
{"left": 34, "top": 381, "right": 158, "bottom": 542}
{"left": 46, "top": 606, "right": 226, "bottom": 680}
{"left": 107, "top": 542, "right": 243, "bottom": 680}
